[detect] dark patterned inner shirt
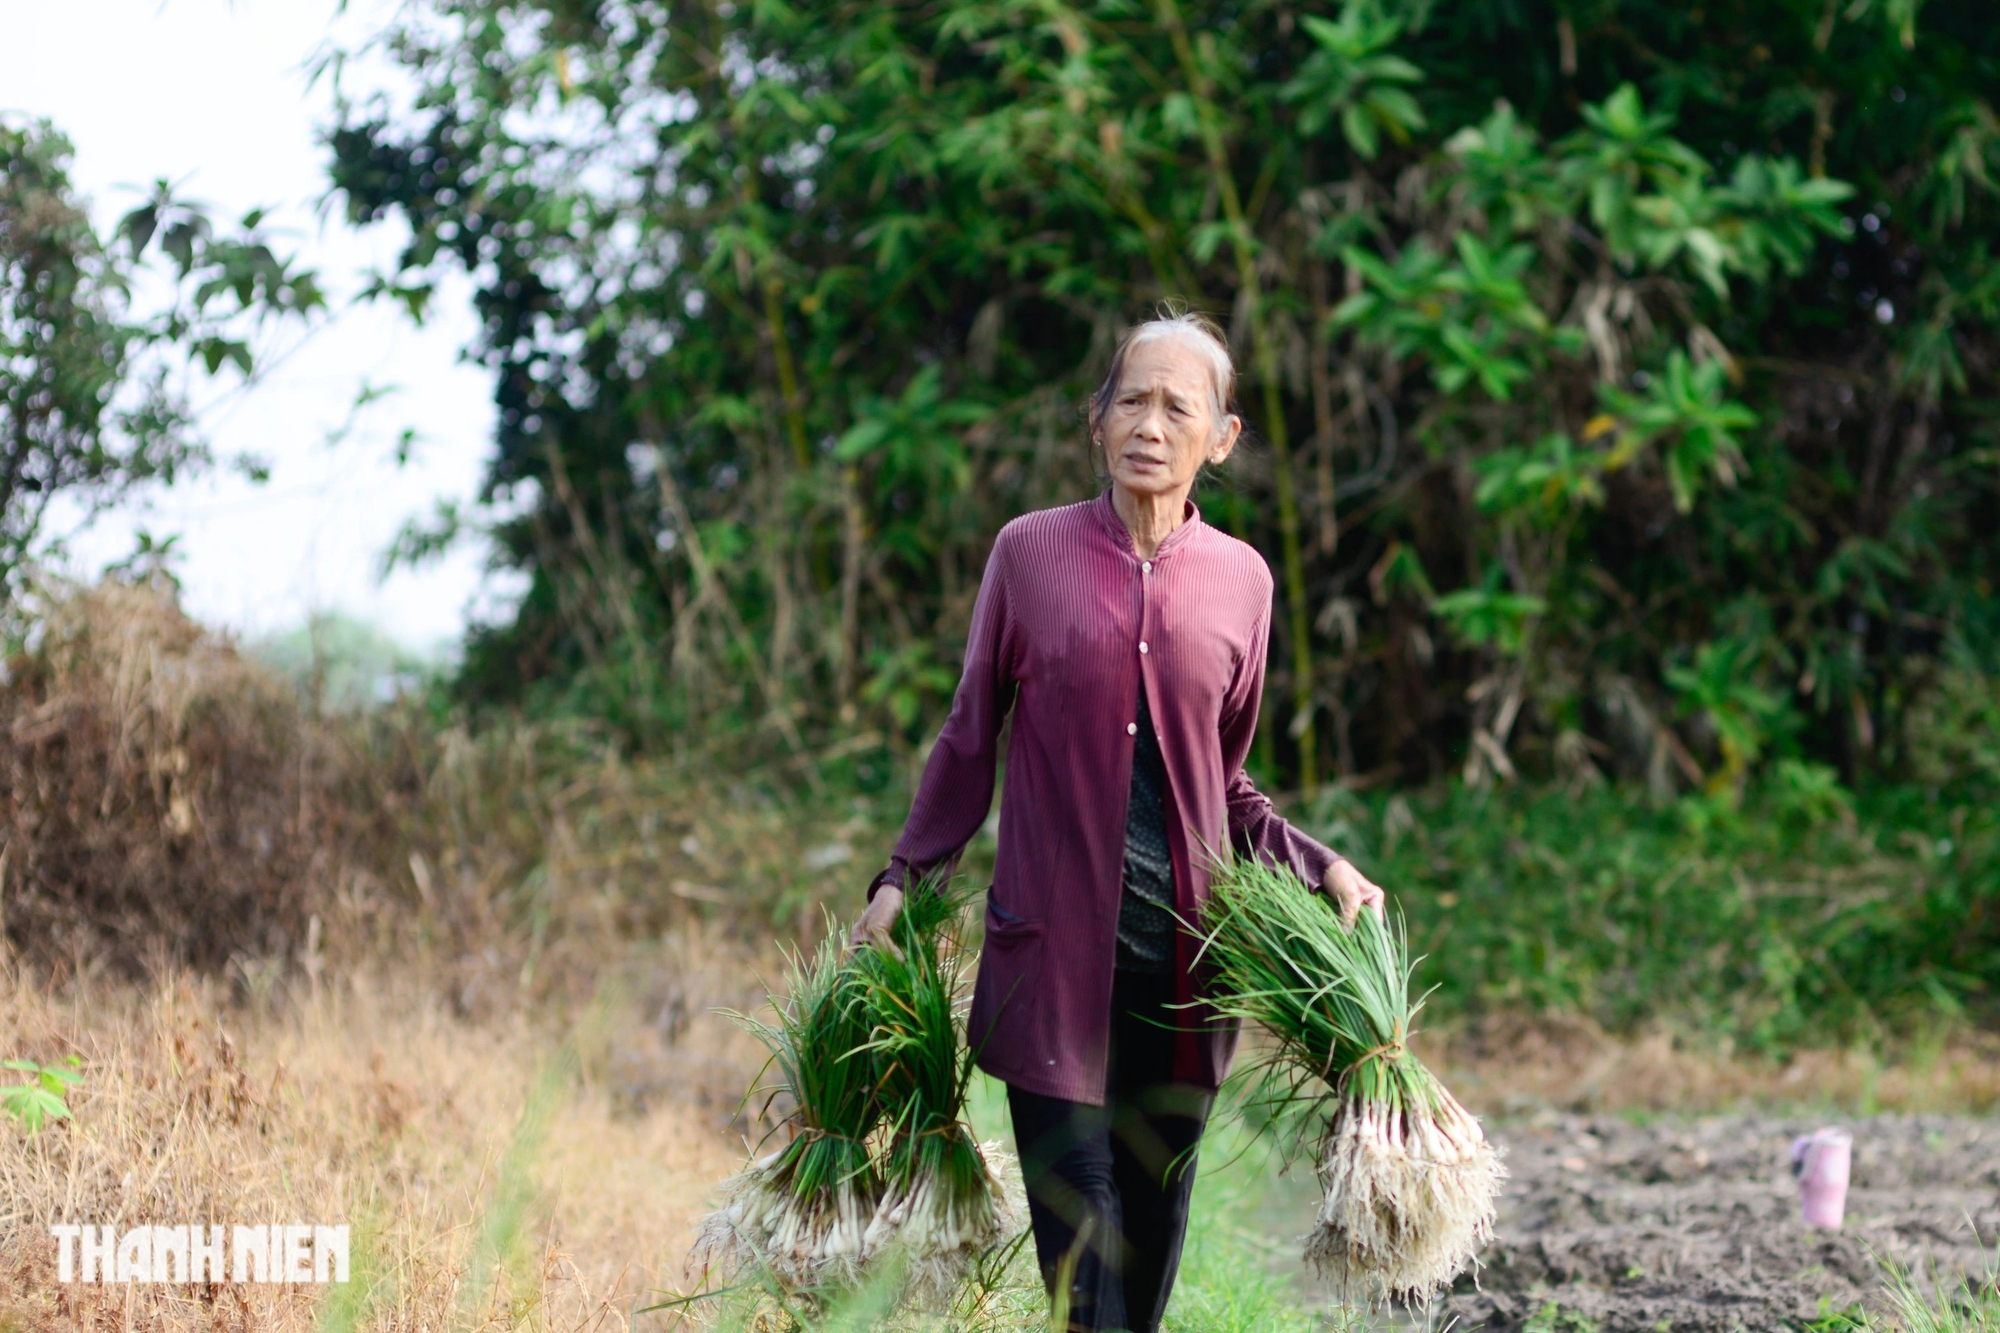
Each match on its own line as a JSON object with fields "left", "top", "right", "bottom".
{"left": 1115, "top": 687, "right": 1179, "bottom": 974}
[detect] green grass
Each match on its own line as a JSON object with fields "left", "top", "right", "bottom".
{"left": 1521, "top": 1304, "right": 1602, "bottom": 1333}
{"left": 984, "top": 1075, "right": 1375, "bottom": 1329}
{"left": 977, "top": 1074, "right": 1360, "bottom": 1332}
{"left": 1302, "top": 777, "right": 2000, "bottom": 1051}
{"left": 1800, "top": 1253, "right": 2000, "bottom": 1332}
{"left": 1165, "top": 1135, "right": 1365, "bottom": 1333}
{"left": 690, "top": 1076, "right": 1365, "bottom": 1331}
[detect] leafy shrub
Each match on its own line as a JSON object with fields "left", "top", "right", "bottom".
{"left": 1312, "top": 776, "right": 2000, "bottom": 1048}
{"left": 1896, "top": 666, "right": 2000, "bottom": 790}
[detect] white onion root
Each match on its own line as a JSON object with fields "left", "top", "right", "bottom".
{"left": 1304, "top": 1087, "right": 1505, "bottom": 1306}
{"left": 691, "top": 1148, "right": 884, "bottom": 1289}
{"left": 693, "top": 1138, "right": 1023, "bottom": 1299}
{"left": 865, "top": 1138, "right": 1025, "bottom": 1306}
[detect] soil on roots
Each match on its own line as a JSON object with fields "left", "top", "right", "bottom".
{"left": 1438, "top": 1112, "right": 2000, "bottom": 1332}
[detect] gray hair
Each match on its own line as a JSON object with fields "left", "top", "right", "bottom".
{"left": 1087, "top": 309, "right": 1240, "bottom": 447}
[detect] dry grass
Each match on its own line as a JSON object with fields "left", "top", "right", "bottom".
{"left": 1424, "top": 1009, "right": 2000, "bottom": 1116}
{"left": 0, "top": 948, "right": 768, "bottom": 1333}
{"left": 354, "top": 721, "right": 896, "bottom": 1020}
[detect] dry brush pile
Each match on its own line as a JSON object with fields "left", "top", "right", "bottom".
{"left": 0, "top": 581, "right": 339, "bottom": 974}
{"left": 0, "top": 580, "right": 897, "bottom": 1000}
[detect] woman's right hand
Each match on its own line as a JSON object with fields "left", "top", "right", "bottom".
{"left": 847, "top": 883, "right": 905, "bottom": 958}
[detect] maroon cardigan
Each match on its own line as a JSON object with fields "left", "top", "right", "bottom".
{"left": 873, "top": 493, "right": 1343, "bottom": 1104}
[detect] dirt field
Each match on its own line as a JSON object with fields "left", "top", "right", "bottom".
{"left": 1431, "top": 1112, "right": 2000, "bottom": 1332}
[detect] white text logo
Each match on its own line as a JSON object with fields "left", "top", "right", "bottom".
{"left": 49, "top": 1225, "right": 350, "bottom": 1283}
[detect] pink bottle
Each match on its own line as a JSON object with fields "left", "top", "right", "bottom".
{"left": 1790, "top": 1128, "right": 1852, "bottom": 1229}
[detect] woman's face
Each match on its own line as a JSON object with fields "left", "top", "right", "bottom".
{"left": 1099, "top": 337, "right": 1241, "bottom": 501}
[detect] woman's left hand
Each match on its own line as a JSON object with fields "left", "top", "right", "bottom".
{"left": 1323, "top": 860, "right": 1385, "bottom": 926}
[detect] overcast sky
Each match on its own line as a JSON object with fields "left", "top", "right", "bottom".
{"left": 2, "top": 0, "right": 504, "bottom": 653}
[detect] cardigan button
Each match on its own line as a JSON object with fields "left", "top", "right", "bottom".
{"left": 1142, "top": 561, "right": 1153, "bottom": 574}
{"left": 1139, "top": 641, "right": 1149, "bottom": 654}
{"left": 1127, "top": 722, "right": 1138, "bottom": 735}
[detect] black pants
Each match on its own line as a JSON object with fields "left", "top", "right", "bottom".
{"left": 1008, "top": 970, "right": 1214, "bottom": 1333}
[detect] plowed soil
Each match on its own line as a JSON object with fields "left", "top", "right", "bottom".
{"left": 1436, "top": 1112, "right": 2000, "bottom": 1331}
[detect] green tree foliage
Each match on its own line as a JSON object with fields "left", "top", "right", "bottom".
{"left": 328, "top": 0, "right": 2000, "bottom": 798}
{"left": 0, "top": 120, "right": 325, "bottom": 584}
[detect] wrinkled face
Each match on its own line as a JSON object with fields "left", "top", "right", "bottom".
{"left": 1098, "top": 337, "right": 1240, "bottom": 500}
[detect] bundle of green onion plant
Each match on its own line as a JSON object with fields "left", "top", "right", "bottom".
{"left": 850, "top": 878, "right": 1020, "bottom": 1303}
{"left": 693, "top": 932, "right": 884, "bottom": 1288}
{"left": 692, "top": 881, "right": 1019, "bottom": 1302}
{"left": 1197, "top": 853, "right": 1503, "bottom": 1307}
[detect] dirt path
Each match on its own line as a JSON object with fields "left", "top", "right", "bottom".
{"left": 1433, "top": 1112, "right": 2000, "bottom": 1331}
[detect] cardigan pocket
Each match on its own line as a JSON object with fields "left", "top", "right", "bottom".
{"left": 982, "top": 892, "right": 1042, "bottom": 942}
{"left": 973, "top": 893, "right": 1043, "bottom": 1073}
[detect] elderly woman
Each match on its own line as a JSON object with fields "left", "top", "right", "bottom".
{"left": 850, "top": 312, "right": 1384, "bottom": 1332}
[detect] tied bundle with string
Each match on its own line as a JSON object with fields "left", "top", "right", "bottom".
{"left": 1196, "top": 853, "right": 1503, "bottom": 1307}
{"left": 852, "top": 876, "right": 1021, "bottom": 1303}
{"left": 692, "top": 933, "right": 883, "bottom": 1288}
